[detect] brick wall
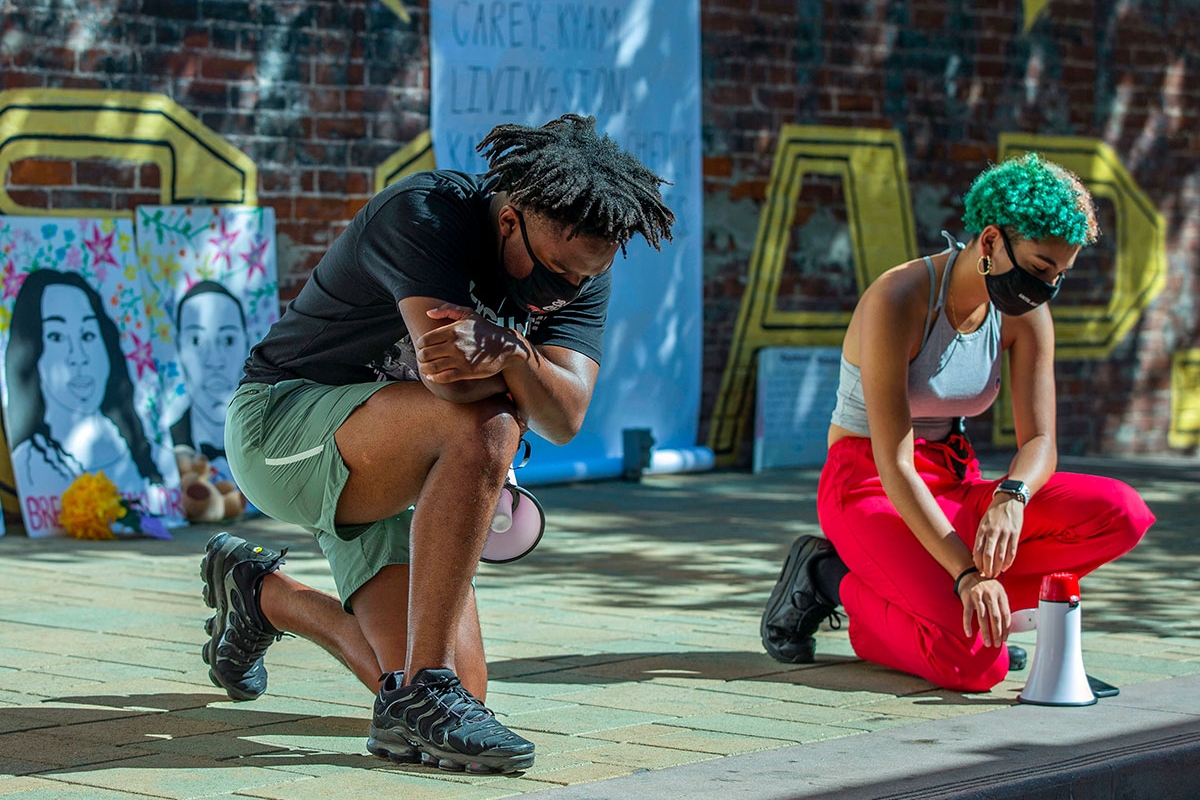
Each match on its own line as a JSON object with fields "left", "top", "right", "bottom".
{"left": 699, "top": 0, "right": 1199, "bottom": 459}
{"left": 2, "top": 0, "right": 427, "bottom": 301}
{"left": 2, "top": 0, "right": 1197, "bottom": 460}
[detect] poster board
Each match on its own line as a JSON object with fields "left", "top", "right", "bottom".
{"left": 430, "top": 0, "right": 707, "bottom": 484}
{"left": 0, "top": 217, "right": 184, "bottom": 536}
{"left": 753, "top": 347, "right": 841, "bottom": 472}
{"left": 133, "top": 205, "right": 279, "bottom": 487}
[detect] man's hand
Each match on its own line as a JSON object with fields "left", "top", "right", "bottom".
{"left": 416, "top": 303, "right": 530, "bottom": 383}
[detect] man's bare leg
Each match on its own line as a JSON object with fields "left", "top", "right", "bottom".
{"left": 257, "top": 564, "right": 488, "bottom": 698}
{"left": 332, "top": 383, "right": 518, "bottom": 686}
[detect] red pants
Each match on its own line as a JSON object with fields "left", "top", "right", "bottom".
{"left": 817, "top": 437, "right": 1153, "bottom": 692}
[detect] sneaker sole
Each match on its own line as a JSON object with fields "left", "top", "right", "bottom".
{"left": 368, "top": 725, "right": 534, "bottom": 774}
{"left": 200, "top": 532, "right": 263, "bottom": 702}
{"left": 760, "top": 535, "right": 827, "bottom": 664}
{"left": 366, "top": 726, "right": 420, "bottom": 764}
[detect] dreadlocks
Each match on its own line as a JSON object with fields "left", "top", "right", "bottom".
{"left": 476, "top": 114, "right": 675, "bottom": 252}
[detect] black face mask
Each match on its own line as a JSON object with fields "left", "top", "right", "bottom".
{"left": 502, "top": 209, "right": 587, "bottom": 314}
{"left": 985, "top": 230, "right": 1061, "bottom": 316}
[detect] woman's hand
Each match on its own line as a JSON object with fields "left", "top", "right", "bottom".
{"left": 960, "top": 573, "right": 1011, "bottom": 648}
{"left": 973, "top": 495, "right": 1024, "bottom": 577}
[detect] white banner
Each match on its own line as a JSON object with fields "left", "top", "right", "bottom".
{"left": 431, "top": 0, "right": 708, "bottom": 484}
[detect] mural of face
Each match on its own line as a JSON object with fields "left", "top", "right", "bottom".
{"left": 178, "top": 290, "right": 249, "bottom": 426}
{"left": 37, "top": 283, "right": 109, "bottom": 416}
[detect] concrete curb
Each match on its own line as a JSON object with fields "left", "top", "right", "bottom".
{"left": 527, "top": 673, "right": 1200, "bottom": 800}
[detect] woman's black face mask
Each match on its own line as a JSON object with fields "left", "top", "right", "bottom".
{"left": 502, "top": 209, "right": 587, "bottom": 315}
{"left": 985, "top": 229, "right": 1061, "bottom": 316}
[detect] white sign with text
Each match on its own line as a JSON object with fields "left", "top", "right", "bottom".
{"left": 431, "top": 0, "right": 706, "bottom": 483}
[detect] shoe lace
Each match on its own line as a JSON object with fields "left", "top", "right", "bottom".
{"left": 787, "top": 587, "right": 841, "bottom": 636}
{"left": 222, "top": 616, "right": 285, "bottom": 666}
{"left": 420, "top": 675, "right": 496, "bottom": 724}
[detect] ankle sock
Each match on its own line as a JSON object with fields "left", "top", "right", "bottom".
{"left": 814, "top": 554, "right": 849, "bottom": 606}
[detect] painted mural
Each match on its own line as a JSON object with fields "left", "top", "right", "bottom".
{"left": 134, "top": 205, "right": 279, "bottom": 487}
{"left": 0, "top": 217, "right": 185, "bottom": 536}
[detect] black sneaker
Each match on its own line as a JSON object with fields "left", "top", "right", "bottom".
{"left": 368, "top": 668, "right": 535, "bottom": 773}
{"left": 200, "top": 532, "right": 286, "bottom": 701}
{"left": 761, "top": 535, "right": 841, "bottom": 663}
{"left": 1007, "top": 644, "right": 1027, "bottom": 671}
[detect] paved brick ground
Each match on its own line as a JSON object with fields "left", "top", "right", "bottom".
{"left": 0, "top": 456, "right": 1197, "bottom": 798}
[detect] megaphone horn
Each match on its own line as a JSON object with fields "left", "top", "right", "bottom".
{"left": 1018, "top": 572, "right": 1096, "bottom": 707}
{"left": 480, "top": 483, "right": 545, "bottom": 564}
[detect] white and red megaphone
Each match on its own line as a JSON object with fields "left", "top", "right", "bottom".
{"left": 1018, "top": 572, "right": 1096, "bottom": 706}
{"left": 481, "top": 470, "right": 545, "bottom": 564}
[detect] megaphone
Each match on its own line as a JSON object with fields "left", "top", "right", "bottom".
{"left": 480, "top": 471, "right": 545, "bottom": 564}
{"left": 1018, "top": 572, "right": 1096, "bottom": 706}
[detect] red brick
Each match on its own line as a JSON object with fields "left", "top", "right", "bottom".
{"left": 315, "top": 117, "right": 367, "bottom": 140}
{"left": 50, "top": 189, "right": 114, "bottom": 210}
{"left": 703, "top": 156, "right": 733, "bottom": 178}
{"left": 5, "top": 188, "right": 50, "bottom": 209}
{"left": 200, "top": 56, "right": 256, "bottom": 81}
{"left": 76, "top": 160, "right": 138, "bottom": 188}
{"left": 729, "top": 179, "right": 767, "bottom": 202}
{"left": 835, "top": 93, "right": 876, "bottom": 113}
{"left": 277, "top": 221, "right": 332, "bottom": 247}
{"left": 259, "top": 170, "right": 294, "bottom": 193}
{"left": 294, "top": 196, "right": 361, "bottom": 223}
{"left": 317, "top": 170, "right": 370, "bottom": 196}
{"left": 139, "top": 164, "right": 162, "bottom": 190}
{"left": 9, "top": 159, "right": 73, "bottom": 186}
{"left": 119, "top": 191, "right": 164, "bottom": 210}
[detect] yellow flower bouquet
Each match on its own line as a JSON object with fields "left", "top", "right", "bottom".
{"left": 59, "top": 471, "right": 171, "bottom": 540}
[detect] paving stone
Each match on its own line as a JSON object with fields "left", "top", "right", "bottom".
{"left": 1, "top": 461, "right": 1198, "bottom": 798}
{"left": 0, "top": 756, "right": 55, "bottom": 777}
{"left": 581, "top": 723, "right": 793, "bottom": 755}
{"left": 660, "top": 711, "right": 843, "bottom": 743}
{"left": 0, "top": 729, "right": 155, "bottom": 768}
{"left": 503, "top": 703, "right": 671, "bottom": 736}
{"left": 518, "top": 759, "right": 640, "bottom": 787}
{"left": 0, "top": 776, "right": 134, "bottom": 797}
{"left": 564, "top": 740, "right": 720, "bottom": 770}
{"left": 732, "top": 699, "right": 890, "bottom": 726}
{"left": 547, "top": 682, "right": 756, "bottom": 717}
{"left": 237, "top": 767, "right": 523, "bottom": 799}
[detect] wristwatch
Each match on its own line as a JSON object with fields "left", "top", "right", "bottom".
{"left": 994, "top": 479, "right": 1031, "bottom": 504}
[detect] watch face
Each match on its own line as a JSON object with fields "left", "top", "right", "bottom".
{"left": 1000, "top": 480, "right": 1030, "bottom": 502}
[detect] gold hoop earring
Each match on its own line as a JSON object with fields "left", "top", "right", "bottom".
{"left": 977, "top": 255, "right": 992, "bottom": 275}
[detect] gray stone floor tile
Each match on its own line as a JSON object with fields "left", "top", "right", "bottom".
{"left": 0, "top": 457, "right": 1197, "bottom": 797}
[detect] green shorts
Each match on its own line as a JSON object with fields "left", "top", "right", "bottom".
{"left": 226, "top": 380, "right": 413, "bottom": 611}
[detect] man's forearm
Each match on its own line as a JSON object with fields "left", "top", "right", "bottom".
{"left": 501, "top": 343, "right": 594, "bottom": 444}
{"left": 422, "top": 373, "right": 510, "bottom": 404}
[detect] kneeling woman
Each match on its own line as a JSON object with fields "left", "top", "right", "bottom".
{"left": 760, "top": 154, "right": 1154, "bottom": 692}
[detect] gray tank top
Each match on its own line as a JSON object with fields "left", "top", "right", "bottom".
{"left": 830, "top": 234, "right": 1003, "bottom": 441}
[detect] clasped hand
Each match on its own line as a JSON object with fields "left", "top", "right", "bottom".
{"left": 960, "top": 496, "right": 1024, "bottom": 647}
{"left": 416, "top": 302, "right": 523, "bottom": 383}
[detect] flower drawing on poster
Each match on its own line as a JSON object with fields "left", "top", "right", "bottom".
{"left": 134, "top": 206, "right": 278, "bottom": 485}
{"left": 0, "top": 217, "right": 184, "bottom": 537}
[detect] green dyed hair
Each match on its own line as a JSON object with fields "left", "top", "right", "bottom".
{"left": 961, "top": 153, "right": 1099, "bottom": 246}
{"left": 477, "top": 114, "right": 675, "bottom": 252}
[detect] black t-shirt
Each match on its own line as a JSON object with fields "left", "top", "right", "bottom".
{"left": 243, "top": 170, "right": 611, "bottom": 387}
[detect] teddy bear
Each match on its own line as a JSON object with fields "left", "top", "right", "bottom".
{"left": 174, "top": 445, "right": 246, "bottom": 523}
